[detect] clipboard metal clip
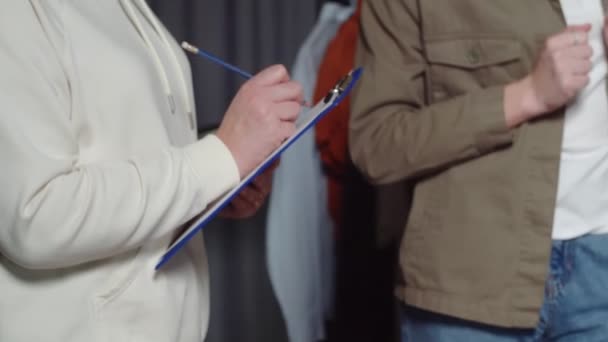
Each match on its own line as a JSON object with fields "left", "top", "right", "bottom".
{"left": 323, "top": 70, "right": 355, "bottom": 104}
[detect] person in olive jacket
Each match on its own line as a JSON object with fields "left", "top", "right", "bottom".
{"left": 350, "top": 0, "right": 608, "bottom": 340}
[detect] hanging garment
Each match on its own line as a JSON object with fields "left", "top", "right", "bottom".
{"left": 265, "top": 3, "right": 355, "bottom": 342}
{"left": 313, "top": 0, "right": 362, "bottom": 234}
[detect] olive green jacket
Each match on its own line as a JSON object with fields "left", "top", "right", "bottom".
{"left": 350, "top": 0, "right": 603, "bottom": 328}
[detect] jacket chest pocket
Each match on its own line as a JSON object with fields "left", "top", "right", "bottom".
{"left": 424, "top": 37, "right": 525, "bottom": 102}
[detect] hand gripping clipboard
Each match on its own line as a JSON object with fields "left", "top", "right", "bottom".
{"left": 155, "top": 68, "right": 362, "bottom": 270}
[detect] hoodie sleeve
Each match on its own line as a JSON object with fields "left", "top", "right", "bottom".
{"left": 0, "top": 2, "right": 239, "bottom": 270}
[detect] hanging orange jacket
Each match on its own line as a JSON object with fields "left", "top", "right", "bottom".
{"left": 313, "top": 1, "right": 362, "bottom": 233}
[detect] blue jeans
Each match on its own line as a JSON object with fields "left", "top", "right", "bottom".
{"left": 401, "top": 234, "right": 608, "bottom": 341}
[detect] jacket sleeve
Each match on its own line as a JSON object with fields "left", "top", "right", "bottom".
{"left": 349, "top": 0, "right": 515, "bottom": 185}
{"left": 0, "top": 7, "right": 239, "bottom": 270}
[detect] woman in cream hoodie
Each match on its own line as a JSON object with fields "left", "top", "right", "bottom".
{"left": 0, "top": 0, "right": 303, "bottom": 341}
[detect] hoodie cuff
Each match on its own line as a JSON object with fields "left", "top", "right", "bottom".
{"left": 183, "top": 134, "right": 240, "bottom": 203}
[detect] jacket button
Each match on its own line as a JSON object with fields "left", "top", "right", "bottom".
{"left": 433, "top": 88, "right": 447, "bottom": 100}
{"left": 467, "top": 47, "right": 481, "bottom": 65}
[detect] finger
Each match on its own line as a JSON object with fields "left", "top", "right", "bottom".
{"left": 559, "top": 45, "right": 594, "bottom": 60}
{"left": 233, "top": 194, "right": 259, "bottom": 215}
{"left": 250, "top": 183, "right": 271, "bottom": 199}
{"left": 224, "top": 198, "right": 256, "bottom": 219}
{"left": 267, "top": 81, "right": 305, "bottom": 103}
{"left": 251, "top": 172, "right": 273, "bottom": 193}
{"left": 563, "top": 59, "right": 593, "bottom": 75}
{"left": 252, "top": 160, "right": 280, "bottom": 179}
{"left": 279, "top": 121, "right": 296, "bottom": 141}
{"left": 221, "top": 203, "right": 240, "bottom": 218}
{"left": 554, "top": 54, "right": 593, "bottom": 76}
{"left": 274, "top": 101, "right": 302, "bottom": 121}
{"left": 251, "top": 64, "right": 290, "bottom": 86}
{"left": 546, "top": 25, "right": 591, "bottom": 51}
{"left": 238, "top": 186, "right": 264, "bottom": 206}
{"left": 559, "top": 75, "right": 590, "bottom": 98}
{"left": 570, "top": 75, "right": 591, "bottom": 90}
{"left": 267, "top": 158, "right": 281, "bottom": 171}
{"left": 231, "top": 195, "right": 252, "bottom": 211}
{"left": 220, "top": 200, "right": 250, "bottom": 219}
{"left": 249, "top": 162, "right": 279, "bottom": 191}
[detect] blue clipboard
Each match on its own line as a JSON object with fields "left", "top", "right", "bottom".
{"left": 155, "top": 67, "right": 362, "bottom": 270}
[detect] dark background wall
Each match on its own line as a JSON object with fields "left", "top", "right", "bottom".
{"left": 149, "top": 2, "right": 400, "bottom": 342}
{"left": 149, "top": 0, "right": 321, "bottom": 129}
{"left": 148, "top": 1, "right": 320, "bottom": 341}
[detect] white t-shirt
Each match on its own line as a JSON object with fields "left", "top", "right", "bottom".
{"left": 553, "top": 0, "right": 608, "bottom": 239}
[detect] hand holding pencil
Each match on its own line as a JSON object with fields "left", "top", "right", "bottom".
{"left": 181, "top": 41, "right": 304, "bottom": 178}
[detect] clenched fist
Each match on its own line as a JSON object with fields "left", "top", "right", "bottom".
{"left": 505, "top": 25, "right": 593, "bottom": 127}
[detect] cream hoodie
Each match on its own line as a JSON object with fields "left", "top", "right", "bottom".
{"left": 0, "top": 0, "right": 240, "bottom": 341}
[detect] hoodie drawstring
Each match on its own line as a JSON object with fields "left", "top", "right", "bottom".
{"left": 120, "top": 0, "right": 195, "bottom": 129}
